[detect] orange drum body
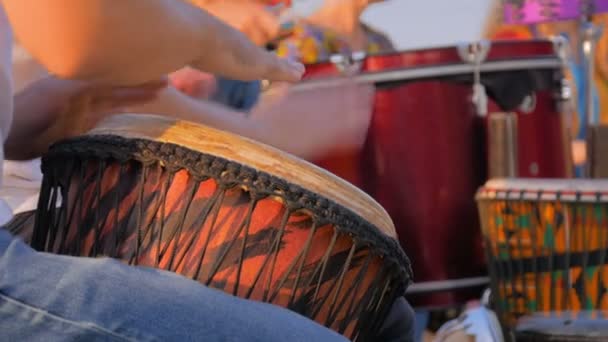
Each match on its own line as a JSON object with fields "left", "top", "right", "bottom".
{"left": 31, "top": 115, "right": 412, "bottom": 340}
{"left": 304, "top": 40, "right": 571, "bottom": 308}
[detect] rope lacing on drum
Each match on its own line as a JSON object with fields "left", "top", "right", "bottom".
{"left": 40, "top": 135, "right": 414, "bottom": 288}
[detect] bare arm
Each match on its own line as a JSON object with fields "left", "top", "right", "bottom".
{"left": 128, "top": 81, "right": 374, "bottom": 161}
{"left": 2, "top": 0, "right": 302, "bottom": 85}
{"left": 128, "top": 85, "right": 260, "bottom": 139}
{"left": 5, "top": 77, "right": 85, "bottom": 160}
{"left": 6, "top": 76, "right": 166, "bottom": 160}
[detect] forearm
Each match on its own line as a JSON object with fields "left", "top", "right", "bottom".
{"left": 129, "top": 86, "right": 262, "bottom": 139}
{"left": 5, "top": 77, "right": 85, "bottom": 160}
{"left": 3, "top": 0, "right": 230, "bottom": 85}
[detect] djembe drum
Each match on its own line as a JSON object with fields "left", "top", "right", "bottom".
{"left": 30, "top": 114, "right": 411, "bottom": 340}
{"left": 476, "top": 179, "right": 608, "bottom": 329}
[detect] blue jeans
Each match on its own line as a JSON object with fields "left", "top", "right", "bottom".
{"left": 0, "top": 229, "right": 347, "bottom": 341}
{"left": 414, "top": 310, "right": 429, "bottom": 342}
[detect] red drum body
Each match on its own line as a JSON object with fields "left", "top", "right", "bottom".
{"left": 303, "top": 40, "right": 571, "bottom": 308}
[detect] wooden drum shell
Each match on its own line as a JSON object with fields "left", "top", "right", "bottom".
{"left": 31, "top": 114, "right": 412, "bottom": 341}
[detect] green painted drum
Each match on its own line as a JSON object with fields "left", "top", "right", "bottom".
{"left": 477, "top": 179, "right": 608, "bottom": 327}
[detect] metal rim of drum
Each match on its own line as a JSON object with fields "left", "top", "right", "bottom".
{"left": 298, "top": 39, "right": 562, "bottom": 90}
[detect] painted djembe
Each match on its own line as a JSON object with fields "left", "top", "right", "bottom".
{"left": 477, "top": 179, "right": 608, "bottom": 328}
{"left": 30, "top": 114, "right": 412, "bottom": 340}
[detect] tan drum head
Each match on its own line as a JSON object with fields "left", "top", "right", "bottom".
{"left": 89, "top": 114, "right": 397, "bottom": 238}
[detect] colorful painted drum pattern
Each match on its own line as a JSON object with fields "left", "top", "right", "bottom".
{"left": 477, "top": 179, "right": 608, "bottom": 326}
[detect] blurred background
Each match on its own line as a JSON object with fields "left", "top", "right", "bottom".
{"left": 294, "top": 0, "right": 492, "bottom": 49}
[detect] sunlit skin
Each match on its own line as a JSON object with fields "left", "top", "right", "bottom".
{"left": 2, "top": 0, "right": 303, "bottom": 86}
{"left": 147, "top": 0, "right": 376, "bottom": 160}
{"left": 2, "top": 0, "right": 307, "bottom": 162}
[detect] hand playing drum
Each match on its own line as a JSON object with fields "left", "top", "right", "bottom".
{"left": 5, "top": 76, "right": 168, "bottom": 161}
{"left": 250, "top": 81, "right": 374, "bottom": 160}
{"left": 169, "top": 67, "right": 217, "bottom": 100}
{"left": 194, "top": 0, "right": 282, "bottom": 47}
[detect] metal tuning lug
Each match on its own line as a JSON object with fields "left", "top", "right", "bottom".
{"left": 329, "top": 51, "right": 365, "bottom": 76}
{"left": 458, "top": 40, "right": 491, "bottom": 117}
{"left": 550, "top": 35, "right": 573, "bottom": 113}
{"left": 457, "top": 40, "right": 491, "bottom": 65}
{"left": 551, "top": 34, "right": 570, "bottom": 62}
{"left": 472, "top": 83, "right": 489, "bottom": 117}
{"left": 518, "top": 94, "right": 537, "bottom": 114}
{"left": 559, "top": 77, "right": 573, "bottom": 102}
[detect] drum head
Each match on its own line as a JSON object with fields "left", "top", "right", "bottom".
{"left": 87, "top": 114, "right": 397, "bottom": 238}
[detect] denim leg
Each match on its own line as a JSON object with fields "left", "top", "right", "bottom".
{"left": 0, "top": 229, "right": 347, "bottom": 342}
{"left": 376, "top": 296, "right": 416, "bottom": 342}
{"left": 414, "top": 309, "right": 430, "bottom": 342}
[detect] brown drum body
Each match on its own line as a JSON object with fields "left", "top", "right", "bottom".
{"left": 31, "top": 115, "right": 411, "bottom": 340}
{"left": 304, "top": 39, "right": 571, "bottom": 308}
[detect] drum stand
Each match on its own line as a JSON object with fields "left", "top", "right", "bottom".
{"left": 579, "top": 18, "right": 604, "bottom": 177}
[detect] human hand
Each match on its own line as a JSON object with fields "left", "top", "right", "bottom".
{"left": 190, "top": 1, "right": 303, "bottom": 82}
{"left": 58, "top": 79, "right": 168, "bottom": 135}
{"left": 250, "top": 80, "right": 374, "bottom": 160}
{"left": 37, "top": 79, "right": 166, "bottom": 156}
{"left": 192, "top": 30, "right": 303, "bottom": 83}
{"left": 7, "top": 76, "right": 168, "bottom": 160}
{"left": 199, "top": 1, "right": 282, "bottom": 46}
{"left": 169, "top": 67, "right": 217, "bottom": 99}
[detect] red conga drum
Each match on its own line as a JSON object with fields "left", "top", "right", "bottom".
{"left": 302, "top": 39, "right": 572, "bottom": 308}
{"left": 31, "top": 114, "right": 412, "bottom": 340}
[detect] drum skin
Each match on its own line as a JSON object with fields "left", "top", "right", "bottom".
{"left": 305, "top": 40, "right": 570, "bottom": 308}
{"left": 31, "top": 114, "right": 411, "bottom": 341}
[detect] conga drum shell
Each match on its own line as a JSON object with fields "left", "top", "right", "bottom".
{"left": 32, "top": 114, "right": 412, "bottom": 340}
{"left": 477, "top": 179, "right": 608, "bottom": 327}
{"left": 305, "top": 39, "right": 570, "bottom": 308}
{"left": 304, "top": 40, "right": 557, "bottom": 78}
{"left": 515, "top": 311, "right": 608, "bottom": 342}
